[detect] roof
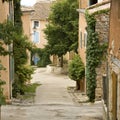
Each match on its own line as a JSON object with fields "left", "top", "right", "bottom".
{"left": 21, "top": 6, "right": 34, "bottom": 12}
{"left": 31, "top": 2, "right": 52, "bottom": 20}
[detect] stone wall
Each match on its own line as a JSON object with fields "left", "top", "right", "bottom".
{"left": 95, "top": 12, "right": 110, "bottom": 43}
{"left": 95, "top": 11, "right": 110, "bottom": 100}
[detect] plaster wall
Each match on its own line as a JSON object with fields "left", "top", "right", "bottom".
{"left": 108, "top": 0, "right": 120, "bottom": 119}
{"left": 78, "top": 12, "right": 87, "bottom": 65}
{"left": 21, "top": 12, "right": 32, "bottom": 65}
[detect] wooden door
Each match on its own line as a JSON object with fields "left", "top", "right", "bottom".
{"left": 112, "top": 71, "right": 118, "bottom": 120}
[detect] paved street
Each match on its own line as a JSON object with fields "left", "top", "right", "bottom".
{"left": 2, "top": 68, "right": 103, "bottom": 120}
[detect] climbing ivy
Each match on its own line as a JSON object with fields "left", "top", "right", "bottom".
{"left": 85, "top": 11, "right": 108, "bottom": 102}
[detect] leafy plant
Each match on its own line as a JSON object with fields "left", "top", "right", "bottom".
{"left": 0, "top": 21, "right": 15, "bottom": 56}
{"left": 68, "top": 55, "right": 85, "bottom": 90}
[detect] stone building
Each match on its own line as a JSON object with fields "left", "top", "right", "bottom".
{"left": 77, "top": 0, "right": 110, "bottom": 99}
{"left": 103, "top": 0, "right": 120, "bottom": 119}
{"left": 0, "top": 0, "right": 14, "bottom": 102}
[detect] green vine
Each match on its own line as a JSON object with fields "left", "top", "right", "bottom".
{"left": 0, "top": 62, "right": 6, "bottom": 105}
{"left": 85, "top": 11, "right": 108, "bottom": 102}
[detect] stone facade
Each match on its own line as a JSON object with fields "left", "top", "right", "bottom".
{"left": 95, "top": 12, "right": 110, "bottom": 43}
{"left": 94, "top": 12, "right": 110, "bottom": 100}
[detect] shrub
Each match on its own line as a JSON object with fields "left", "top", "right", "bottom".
{"left": 12, "top": 65, "right": 34, "bottom": 97}
{"left": 68, "top": 55, "right": 85, "bottom": 90}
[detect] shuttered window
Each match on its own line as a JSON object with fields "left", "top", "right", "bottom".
{"left": 84, "top": 33, "right": 87, "bottom": 47}
{"left": 80, "top": 32, "right": 82, "bottom": 48}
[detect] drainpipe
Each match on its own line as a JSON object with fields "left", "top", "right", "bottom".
{"left": 106, "top": 55, "right": 110, "bottom": 120}
{"left": 8, "top": 0, "right": 14, "bottom": 101}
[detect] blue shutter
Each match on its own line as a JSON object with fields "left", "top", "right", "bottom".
{"left": 33, "top": 31, "right": 39, "bottom": 43}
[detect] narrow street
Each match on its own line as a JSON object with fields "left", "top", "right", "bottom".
{"left": 2, "top": 68, "right": 103, "bottom": 120}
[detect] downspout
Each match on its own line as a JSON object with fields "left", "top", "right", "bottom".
{"left": 9, "top": 0, "right": 14, "bottom": 100}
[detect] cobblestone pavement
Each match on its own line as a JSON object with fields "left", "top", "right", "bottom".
{"left": 2, "top": 68, "right": 103, "bottom": 120}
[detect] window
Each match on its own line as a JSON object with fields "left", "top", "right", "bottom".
{"left": 33, "top": 31, "right": 40, "bottom": 44}
{"left": 80, "top": 32, "right": 82, "bottom": 48}
{"left": 89, "top": 0, "right": 97, "bottom": 6}
{"left": 33, "top": 21, "right": 39, "bottom": 29}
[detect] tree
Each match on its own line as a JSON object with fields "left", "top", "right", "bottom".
{"left": 13, "top": 0, "right": 22, "bottom": 34}
{"left": 44, "top": 0, "right": 79, "bottom": 66}
{"left": 68, "top": 55, "right": 85, "bottom": 90}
